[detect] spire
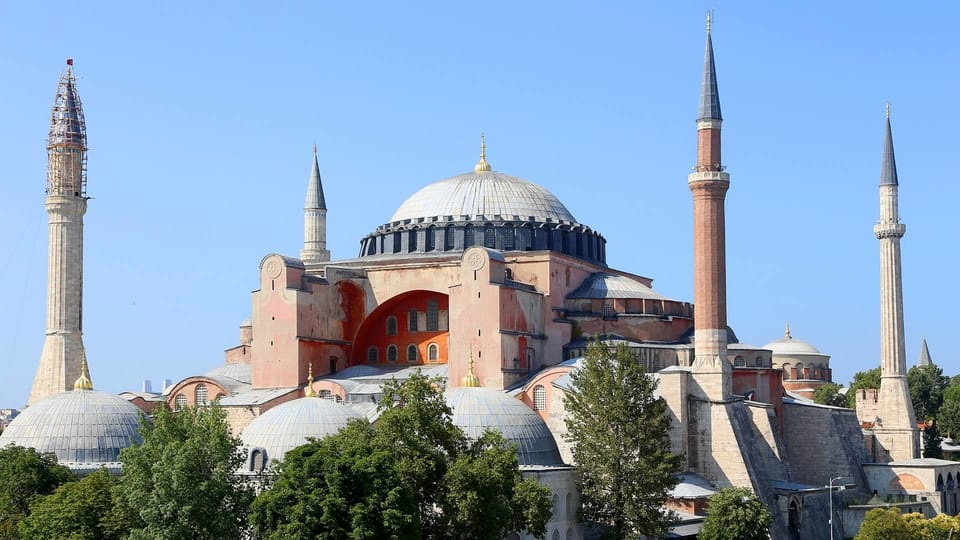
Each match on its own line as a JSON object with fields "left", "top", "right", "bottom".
{"left": 698, "top": 11, "right": 722, "bottom": 122}
{"left": 47, "top": 58, "right": 88, "bottom": 197}
{"left": 73, "top": 353, "right": 93, "bottom": 391}
{"left": 918, "top": 338, "right": 932, "bottom": 367}
{"left": 474, "top": 133, "right": 491, "bottom": 173}
{"left": 303, "top": 363, "right": 317, "bottom": 397}
{"left": 880, "top": 103, "right": 898, "bottom": 186}
{"left": 305, "top": 144, "right": 327, "bottom": 210}
{"left": 784, "top": 322, "right": 792, "bottom": 339}
{"left": 461, "top": 350, "right": 481, "bottom": 387}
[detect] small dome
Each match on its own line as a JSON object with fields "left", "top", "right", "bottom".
{"left": 240, "top": 397, "right": 362, "bottom": 469}
{"left": 0, "top": 389, "right": 143, "bottom": 467}
{"left": 763, "top": 325, "right": 823, "bottom": 356}
{"left": 206, "top": 362, "right": 252, "bottom": 385}
{"left": 389, "top": 171, "right": 576, "bottom": 224}
{"left": 444, "top": 387, "right": 563, "bottom": 466}
{"left": 568, "top": 272, "right": 667, "bottom": 300}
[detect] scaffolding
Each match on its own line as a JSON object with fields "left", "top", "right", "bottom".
{"left": 46, "top": 60, "right": 87, "bottom": 197}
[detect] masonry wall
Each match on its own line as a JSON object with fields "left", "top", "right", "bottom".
{"left": 782, "top": 402, "right": 870, "bottom": 488}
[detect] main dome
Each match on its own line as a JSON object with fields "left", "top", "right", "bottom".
{"left": 389, "top": 171, "right": 577, "bottom": 224}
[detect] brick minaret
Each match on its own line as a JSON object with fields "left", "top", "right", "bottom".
{"left": 688, "top": 14, "right": 731, "bottom": 401}
{"left": 28, "top": 60, "right": 89, "bottom": 405}
{"left": 300, "top": 144, "right": 330, "bottom": 263}
{"left": 872, "top": 104, "right": 919, "bottom": 461}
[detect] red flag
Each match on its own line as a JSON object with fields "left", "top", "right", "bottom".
{"left": 66, "top": 58, "right": 73, "bottom": 66}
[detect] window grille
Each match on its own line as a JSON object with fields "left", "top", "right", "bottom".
{"left": 195, "top": 384, "right": 208, "bottom": 406}
{"left": 387, "top": 345, "right": 398, "bottom": 362}
{"left": 428, "top": 343, "right": 439, "bottom": 362}
{"left": 175, "top": 393, "right": 187, "bottom": 411}
{"left": 407, "top": 344, "right": 419, "bottom": 362}
{"left": 533, "top": 385, "right": 546, "bottom": 411}
{"left": 386, "top": 316, "right": 398, "bottom": 336}
{"left": 426, "top": 300, "right": 439, "bottom": 331}
{"left": 368, "top": 347, "right": 379, "bottom": 363}
{"left": 408, "top": 308, "right": 418, "bottom": 332}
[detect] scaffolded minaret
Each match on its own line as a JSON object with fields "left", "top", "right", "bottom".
{"left": 872, "top": 104, "right": 919, "bottom": 461}
{"left": 28, "top": 60, "right": 89, "bottom": 406}
{"left": 300, "top": 145, "right": 330, "bottom": 263}
{"left": 689, "top": 13, "right": 731, "bottom": 401}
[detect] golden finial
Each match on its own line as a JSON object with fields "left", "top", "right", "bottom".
{"left": 304, "top": 363, "right": 317, "bottom": 397}
{"left": 461, "top": 349, "right": 481, "bottom": 387}
{"left": 73, "top": 353, "right": 93, "bottom": 391}
{"left": 885, "top": 102, "right": 891, "bottom": 119}
{"left": 706, "top": 10, "right": 712, "bottom": 33}
{"left": 784, "top": 323, "right": 792, "bottom": 340}
{"left": 474, "top": 133, "right": 491, "bottom": 173}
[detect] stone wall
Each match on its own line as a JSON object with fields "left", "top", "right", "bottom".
{"left": 782, "top": 401, "right": 870, "bottom": 488}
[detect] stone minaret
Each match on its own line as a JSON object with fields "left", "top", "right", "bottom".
{"left": 917, "top": 338, "right": 932, "bottom": 367}
{"left": 28, "top": 60, "right": 89, "bottom": 406}
{"left": 689, "top": 13, "right": 731, "bottom": 401}
{"left": 872, "top": 104, "right": 919, "bottom": 461}
{"left": 300, "top": 145, "right": 330, "bottom": 263}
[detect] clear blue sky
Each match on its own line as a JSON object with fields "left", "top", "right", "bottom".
{"left": 1, "top": 2, "right": 957, "bottom": 407}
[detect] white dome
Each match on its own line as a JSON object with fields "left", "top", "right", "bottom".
{"left": 763, "top": 336, "right": 822, "bottom": 356}
{"left": 389, "top": 170, "right": 576, "bottom": 224}
{"left": 444, "top": 387, "right": 563, "bottom": 466}
{"left": 0, "top": 389, "right": 143, "bottom": 467}
{"left": 240, "top": 397, "right": 361, "bottom": 469}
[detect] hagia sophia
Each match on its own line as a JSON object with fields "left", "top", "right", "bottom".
{"left": 3, "top": 18, "right": 958, "bottom": 540}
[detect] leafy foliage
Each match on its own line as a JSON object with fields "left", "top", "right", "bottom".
{"left": 0, "top": 444, "right": 74, "bottom": 538}
{"left": 114, "top": 403, "right": 253, "bottom": 540}
{"left": 249, "top": 372, "right": 553, "bottom": 540}
{"left": 908, "top": 364, "right": 950, "bottom": 421}
{"left": 938, "top": 395, "right": 960, "bottom": 440}
{"left": 813, "top": 383, "right": 848, "bottom": 407}
{"left": 698, "top": 486, "right": 771, "bottom": 540}
{"left": 846, "top": 367, "right": 882, "bottom": 408}
{"left": 923, "top": 420, "right": 943, "bottom": 459}
{"left": 854, "top": 508, "right": 914, "bottom": 540}
{"left": 564, "top": 341, "right": 683, "bottom": 539}
{"left": 17, "top": 468, "right": 120, "bottom": 540}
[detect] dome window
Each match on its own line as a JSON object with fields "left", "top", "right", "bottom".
{"left": 195, "top": 383, "right": 208, "bottom": 406}
{"left": 408, "top": 229, "right": 418, "bottom": 251}
{"left": 464, "top": 225, "right": 475, "bottom": 247}
{"left": 392, "top": 232, "right": 402, "bottom": 253}
{"left": 444, "top": 225, "right": 455, "bottom": 251}
{"left": 484, "top": 225, "right": 495, "bottom": 248}
{"left": 174, "top": 393, "right": 187, "bottom": 411}
{"left": 503, "top": 224, "right": 515, "bottom": 250}
{"left": 533, "top": 385, "right": 546, "bottom": 411}
{"left": 425, "top": 226, "right": 436, "bottom": 251}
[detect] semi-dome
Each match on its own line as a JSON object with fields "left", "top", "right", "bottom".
{"left": 444, "top": 387, "right": 563, "bottom": 466}
{"left": 390, "top": 170, "right": 577, "bottom": 225}
{"left": 240, "top": 396, "right": 362, "bottom": 471}
{"left": 0, "top": 389, "right": 143, "bottom": 468}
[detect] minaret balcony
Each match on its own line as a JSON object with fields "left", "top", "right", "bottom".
{"left": 873, "top": 223, "right": 906, "bottom": 239}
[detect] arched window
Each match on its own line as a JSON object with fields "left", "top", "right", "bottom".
{"left": 553, "top": 530, "right": 560, "bottom": 540}
{"left": 367, "top": 346, "right": 379, "bottom": 363}
{"left": 407, "top": 344, "right": 419, "bottom": 362}
{"left": 319, "top": 389, "right": 333, "bottom": 401}
{"left": 386, "top": 316, "right": 398, "bottom": 336}
{"left": 215, "top": 393, "right": 225, "bottom": 402}
{"left": 484, "top": 225, "right": 495, "bottom": 248}
{"left": 426, "top": 300, "right": 439, "bottom": 331}
{"left": 428, "top": 343, "right": 439, "bottom": 362}
{"left": 408, "top": 229, "right": 418, "bottom": 251}
{"left": 464, "top": 224, "right": 475, "bottom": 247}
{"left": 425, "top": 226, "right": 436, "bottom": 251}
{"left": 444, "top": 225, "right": 456, "bottom": 251}
{"left": 503, "top": 223, "right": 515, "bottom": 250}
{"left": 734, "top": 356, "right": 745, "bottom": 367}
{"left": 560, "top": 228, "right": 570, "bottom": 253}
{"left": 552, "top": 495, "right": 559, "bottom": 519}
{"left": 392, "top": 231, "right": 402, "bottom": 253}
{"left": 195, "top": 384, "right": 208, "bottom": 406}
{"left": 782, "top": 363, "right": 792, "bottom": 380}
{"left": 250, "top": 449, "right": 265, "bottom": 473}
{"left": 519, "top": 225, "right": 533, "bottom": 250}
{"left": 174, "top": 393, "right": 187, "bottom": 411}
{"left": 533, "top": 385, "right": 546, "bottom": 411}
{"left": 408, "top": 308, "right": 419, "bottom": 332}
{"left": 387, "top": 345, "right": 398, "bottom": 362}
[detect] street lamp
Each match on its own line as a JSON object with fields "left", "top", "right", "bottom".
{"left": 828, "top": 476, "right": 849, "bottom": 540}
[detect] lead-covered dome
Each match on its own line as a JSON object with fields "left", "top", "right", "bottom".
{"left": 390, "top": 171, "right": 577, "bottom": 224}
{"left": 240, "top": 397, "right": 362, "bottom": 472}
{"left": 444, "top": 387, "right": 563, "bottom": 466}
{"left": 0, "top": 389, "right": 143, "bottom": 469}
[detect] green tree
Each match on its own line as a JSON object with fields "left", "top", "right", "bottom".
{"left": 855, "top": 507, "right": 912, "bottom": 540}
{"left": 813, "top": 383, "right": 848, "bottom": 407}
{"left": 249, "top": 372, "right": 553, "bottom": 540}
{"left": 847, "top": 367, "right": 882, "bottom": 408}
{"left": 908, "top": 364, "right": 950, "bottom": 421}
{"left": 0, "top": 444, "right": 74, "bottom": 538}
{"left": 698, "top": 487, "right": 771, "bottom": 540}
{"left": 17, "top": 468, "right": 121, "bottom": 540}
{"left": 923, "top": 420, "right": 944, "bottom": 459}
{"left": 938, "top": 395, "right": 960, "bottom": 440}
{"left": 564, "top": 341, "right": 683, "bottom": 539}
{"left": 114, "top": 403, "right": 253, "bottom": 540}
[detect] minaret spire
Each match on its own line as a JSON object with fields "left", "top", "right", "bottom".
{"left": 688, "top": 17, "right": 731, "bottom": 401}
{"left": 917, "top": 338, "right": 932, "bottom": 367}
{"left": 872, "top": 105, "right": 919, "bottom": 461}
{"left": 29, "top": 59, "right": 90, "bottom": 405}
{"left": 301, "top": 145, "right": 330, "bottom": 263}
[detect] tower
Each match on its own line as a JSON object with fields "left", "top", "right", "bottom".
{"left": 917, "top": 338, "right": 932, "bottom": 367}
{"left": 688, "top": 13, "right": 731, "bottom": 401}
{"left": 28, "top": 60, "right": 89, "bottom": 406}
{"left": 300, "top": 145, "right": 330, "bottom": 263}
{"left": 872, "top": 104, "right": 919, "bottom": 461}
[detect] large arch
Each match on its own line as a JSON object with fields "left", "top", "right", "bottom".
{"left": 349, "top": 290, "right": 450, "bottom": 366}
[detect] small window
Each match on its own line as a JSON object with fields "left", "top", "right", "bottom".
{"left": 425, "top": 226, "right": 436, "bottom": 252}
{"left": 503, "top": 224, "right": 515, "bottom": 250}
{"left": 251, "top": 449, "right": 265, "bottom": 473}
{"left": 464, "top": 224, "right": 475, "bottom": 247}
{"left": 195, "top": 384, "right": 208, "bottom": 406}
{"left": 408, "top": 308, "right": 418, "bottom": 332}
{"left": 386, "top": 316, "right": 398, "bottom": 336}
{"left": 407, "top": 344, "right": 419, "bottom": 362}
{"left": 734, "top": 356, "right": 745, "bottom": 367}
{"left": 444, "top": 225, "right": 456, "bottom": 251}
{"left": 392, "top": 231, "right": 402, "bottom": 253}
{"left": 426, "top": 300, "right": 439, "bottom": 331}
{"left": 408, "top": 229, "right": 418, "bottom": 251}
{"left": 484, "top": 225, "right": 495, "bottom": 248}
{"left": 428, "top": 343, "right": 439, "bottom": 362}
{"left": 174, "top": 393, "right": 187, "bottom": 411}
{"left": 319, "top": 389, "right": 335, "bottom": 401}
{"left": 368, "top": 346, "right": 379, "bottom": 363}
{"left": 387, "top": 345, "right": 398, "bottom": 362}
{"left": 553, "top": 530, "right": 560, "bottom": 540}
{"left": 533, "top": 385, "right": 546, "bottom": 411}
